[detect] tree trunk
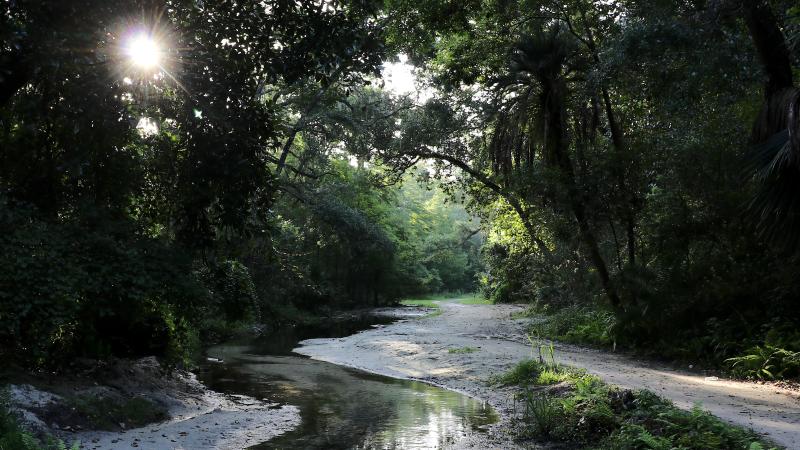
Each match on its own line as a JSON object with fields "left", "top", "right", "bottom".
{"left": 542, "top": 79, "right": 623, "bottom": 313}
{"left": 581, "top": 10, "right": 638, "bottom": 269}
{"left": 741, "top": 0, "right": 794, "bottom": 99}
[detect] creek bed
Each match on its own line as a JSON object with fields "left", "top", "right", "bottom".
{"left": 197, "top": 312, "right": 498, "bottom": 449}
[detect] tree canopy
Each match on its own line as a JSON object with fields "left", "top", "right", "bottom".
{"left": 1, "top": 0, "right": 800, "bottom": 371}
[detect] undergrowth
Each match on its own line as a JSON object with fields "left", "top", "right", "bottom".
{"left": 521, "top": 303, "right": 800, "bottom": 380}
{"left": 496, "top": 359, "right": 779, "bottom": 449}
{"left": 725, "top": 346, "right": 800, "bottom": 380}
{"left": 519, "top": 303, "right": 615, "bottom": 347}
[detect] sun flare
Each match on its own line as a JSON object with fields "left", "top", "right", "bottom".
{"left": 126, "top": 34, "right": 161, "bottom": 69}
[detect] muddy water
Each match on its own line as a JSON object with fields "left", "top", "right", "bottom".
{"left": 197, "top": 314, "right": 498, "bottom": 449}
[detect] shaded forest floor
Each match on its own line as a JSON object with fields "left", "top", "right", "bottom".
{"left": 295, "top": 300, "right": 800, "bottom": 448}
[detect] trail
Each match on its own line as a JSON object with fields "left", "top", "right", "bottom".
{"left": 295, "top": 301, "right": 800, "bottom": 449}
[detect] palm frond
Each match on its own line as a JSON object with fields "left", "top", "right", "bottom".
{"left": 510, "top": 25, "right": 572, "bottom": 82}
{"left": 746, "top": 88, "right": 800, "bottom": 249}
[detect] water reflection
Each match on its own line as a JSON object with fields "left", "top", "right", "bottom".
{"left": 198, "top": 321, "right": 498, "bottom": 449}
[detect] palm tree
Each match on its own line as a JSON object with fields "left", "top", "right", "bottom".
{"left": 741, "top": 1, "right": 800, "bottom": 247}
{"left": 491, "top": 26, "right": 624, "bottom": 313}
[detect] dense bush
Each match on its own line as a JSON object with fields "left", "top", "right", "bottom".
{"left": 0, "top": 201, "right": 204, "bottom": 366}
{"left": 198, "top": 260, "right": 260, "bottom": 323}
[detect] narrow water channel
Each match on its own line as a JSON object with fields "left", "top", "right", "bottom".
{"left": 196, "top": 313, "right": 498, "bottom": 449}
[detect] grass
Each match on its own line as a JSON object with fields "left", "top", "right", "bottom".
{"left": 452, "top": 293, "right": 492, "bottom": 305}
{"left": 495, "top": 359, "right": 779, "bottom": 449}
{"left": 398, "top": 299, "right": 442, "bottom": 318}
{"left": 400, "top": 299, "right": 442, "bottom": 308}
{"left": 515, "top": 303, "right": 615, "bottom": 347}
{"left": 400, "top": 293, "right": 490, "bottom": 319}
{"left": 491, "top": 357, "right": 580, "bottom": 386}
{"left": 400, "top": 292, "right": 491, "bottom": 307}
{"left": 448, "top": 346, "right": 479, "bottom": 354}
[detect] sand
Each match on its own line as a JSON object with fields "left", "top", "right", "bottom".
{"left": 295, "top": 301, "right": 800, "bottom": 449}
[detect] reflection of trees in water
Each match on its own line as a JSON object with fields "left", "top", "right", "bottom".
{"left": 200, "top": 343, "right": 496, "bottom": 449}
{"left": 257, "top": 363, "right": 402, "bottom": 449}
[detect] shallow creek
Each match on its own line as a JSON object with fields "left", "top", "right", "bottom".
{"left": 197, "top": 313, "right": 499, "bottom": 449}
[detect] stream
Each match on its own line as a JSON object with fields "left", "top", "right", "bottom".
{"left": 196, "top": 312, "right": 499, "bottom": 449}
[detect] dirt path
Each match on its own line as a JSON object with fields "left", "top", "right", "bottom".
{"left": 295, "top": 301, "right": 800, "bottom": 449}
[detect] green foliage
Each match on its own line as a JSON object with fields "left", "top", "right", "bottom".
{"left": 400, "top": 299, "right": 441, "bottom": 308}
{"left": 521, "top": 393, "right": 559, "bottom": 437}
{"left": 198, "top": 261, "right": 260, "bottom": 323}
{"left": 634, "top": 404, "right": 774, "bottom": 450}
{"left": 498, "top": 360, "right": 776, "bottom": 449}
{"left": 401, "top": 292, "right": 488, "bottom": 307}
{"left": 527, "top": 304, "right": 616, "bottom": 347}
{"left": 493, "top": 359, "right": 543, "bottom": 386}
{"left": 0, "top": 201, "right": 204, "bottom": 366}
{"left": 448, "top": 347, "right": 478, "bottom": 354}
{"left": 452, "top": 293, "right": 492, "bottom": 305}
{"left": 254, "top": 164, "right": 485, "bottom": 311}
{"left": 605, "top": 424, "right": 673, "bottom": 450}
{"left": 493, "top": 358, "right": 582, "bottom": 387}
{"left": 725, "top": 346, "right": 800, "bottom": 380}
{"left": 0, "top": 0, "right": 393, "bottom": 366}
{"left": 378, "top": 0, "right": 800, "bottom": 378}
{"left": 535, "top": 368, "right": 567, "bottom": 386}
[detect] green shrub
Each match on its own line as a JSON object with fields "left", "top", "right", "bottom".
{"left": 498, "top": 360, "right": 776, "bottom": 449}
{"left": 605, "top": 424, "right": 672, "bottom": 450}
{"left": 493, "top": 359, "right": 544, "bottom": 386}
{"left": 725, "top": 345, "right": 800, "bottom": 380}
{"left": 520, "top": 392, "right": 560, "bottom": 437}
{"left": 535, "top": 368, "right": 565, "bottom": 385}
{"left": 495, "top": 358, "right": 584, "bottom": 386}
{"left": 0, "top": 202, "right": 204, "bottom": 367}
{"left": 528, "top": 304, "right": 615, "bottom": 347}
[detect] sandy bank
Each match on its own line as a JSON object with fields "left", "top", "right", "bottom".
{"left": 295, "top": 301, "right": 800, "bottom": 448}
{"left": 7, "top": 357, "right": 299, "bottom": 450}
